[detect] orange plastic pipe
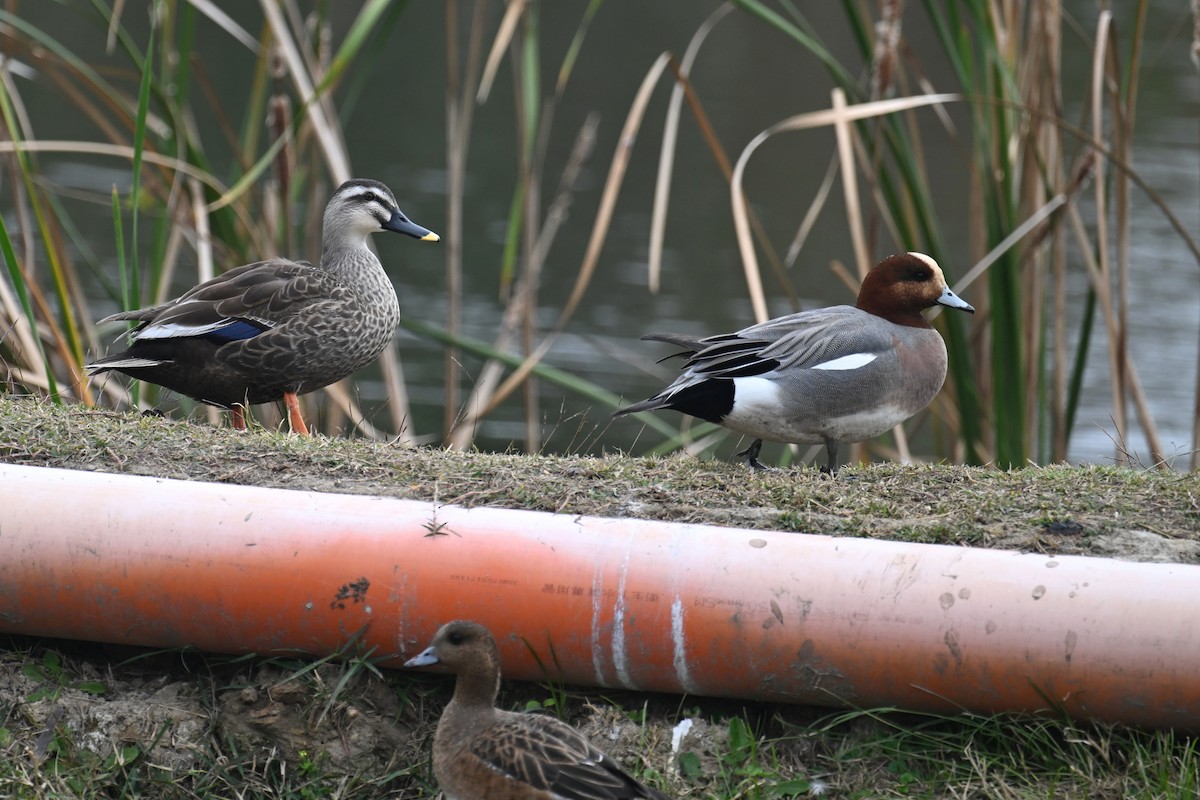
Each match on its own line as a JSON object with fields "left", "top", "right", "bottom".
{"left": 0, "top": 463, "right": 1196, "bottom": 729}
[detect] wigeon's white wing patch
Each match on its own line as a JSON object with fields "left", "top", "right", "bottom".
{"left": 811, "top": 352, "right": 878, "bottom": 371}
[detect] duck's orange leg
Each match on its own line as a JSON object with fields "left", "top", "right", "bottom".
{"left": 230, "top": 406, "right": 248, "bottom": 431}
{"left": 283, "top": 391, "right": 310, "bottom": 436}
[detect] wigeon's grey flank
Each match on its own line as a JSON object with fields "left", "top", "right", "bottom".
{"left": 86, "top": 179, "right": 439, "bottom": 434}
{"left": 614, "top": 252, "right": 974, "bottom": 472}
{"left": 405, "top": 620, "right": 675, "bottom": 800}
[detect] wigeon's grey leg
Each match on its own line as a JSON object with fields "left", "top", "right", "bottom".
{"left": 735, "top": 438, "right": 769, "bottom": 470}
{"left": 822, "top": 439, "right": 840, "bottom": 475}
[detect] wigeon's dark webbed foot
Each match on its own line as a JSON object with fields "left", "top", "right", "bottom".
{"left": 736, "top": 438, "right": 770, "bottom": 470}
{"left": 822, "top": 440, "right": 840, "bottom": 476}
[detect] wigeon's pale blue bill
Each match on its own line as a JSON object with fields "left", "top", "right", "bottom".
{"left": 937, "top": 285, "right": 974, "bottom": 313}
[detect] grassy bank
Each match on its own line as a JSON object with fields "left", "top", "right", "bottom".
{"left": 1, "top": 396, "right": 1197, "bottom": 560}
{"left": 1, "top": 397, "right": 1198, "bottom": 799}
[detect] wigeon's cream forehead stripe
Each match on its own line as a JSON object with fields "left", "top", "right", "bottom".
{"left": 907, "top": 252, "right": 941, "bottom": 271}
{"left": 907, "top": 251, "right": 948, "bottom": 285}
{"left": 812, "top": 352, "right": 878, "bottom": 371}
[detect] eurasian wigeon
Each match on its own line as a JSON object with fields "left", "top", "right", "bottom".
{"left": 613, "top": 252, "right": 974, "bottom": 472}
{"left": 405, "top": 620, "right": 675, "bottom": 800}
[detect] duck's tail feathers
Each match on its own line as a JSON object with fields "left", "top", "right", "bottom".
{"left": 641, "top": 332, "right": 704, "bottom": 351}
{"left": 611, "top": 395, "right": 670, "bottom": 418}
{"left": 96, "top": 306, "right": 163, "bottom": 326}
{"left": 639, "top": 332, "right": 706, "bottom": 365}
{"left": 85, "top": 356, "right": 169, "bottom": 375}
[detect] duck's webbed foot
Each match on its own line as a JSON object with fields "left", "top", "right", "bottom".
{"left": 735, "top": 439, "right": 769, "bottom": 470}
{"left": 822, "top": 440, "right": 840, "bottom": 475}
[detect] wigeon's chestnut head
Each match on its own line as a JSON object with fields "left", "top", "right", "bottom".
{"left": 613, "top": 252, "right": 973, "bottom": 473}
{"left": 405, "top": 620, "right": 675, "bottom": 800}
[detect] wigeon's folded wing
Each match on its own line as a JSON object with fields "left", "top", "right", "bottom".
{"left": 677, "top": 306, "right": 892, "bottom": 378}
{"left": 469, "top": 714, "right": 672, "bottom": 800}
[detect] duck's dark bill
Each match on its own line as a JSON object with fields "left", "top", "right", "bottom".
{"left": 386, "top": 211, "right": 440, "bottom": 241}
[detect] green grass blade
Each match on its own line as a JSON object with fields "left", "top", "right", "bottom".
{"left": 0, "top": 211, "right": 59, "bottom": 402}
{"left": 0, "top": 8, "right": 122, "bottom": 101}
{"left": 111, "top": 187, "right": 129, "bottom": 315}
{"left": 733, "top": 0, "right": 859, "bottom": 92}
{"left": 0, "top": 64, "right": 87, "bottom": 374}
{"left": 1064, "top": 288, "right": 1096, "bottom": 452}
{"left": 499, "top": 184, "right": 524, "bottom": 294}
{"left": 521, "top": 2, "right": 541, "bottom": 155}
{"left": 324, "top": 0, "right": 408, "bottom": 94}
{"left": 126, "top": 8, "right": 157, "bottom": 311}
{"left": 555, "top": 0, "right": 603, "bottom": 95}
{"left": 108, "top": 185, "right": 138, "bottom": 406}
{"left": 332, "top": 0, "right": 410, "bottom": 121}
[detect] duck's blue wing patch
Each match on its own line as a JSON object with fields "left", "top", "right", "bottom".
{"left": 202, "top": 319, "right": 272, "bottom": 344}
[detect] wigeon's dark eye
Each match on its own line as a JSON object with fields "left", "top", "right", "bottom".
{"left": 907, "top": 267, "right": 931, "bottom": 282}
{"left": 447, "top": 630, "right": 468, "bottom": 646}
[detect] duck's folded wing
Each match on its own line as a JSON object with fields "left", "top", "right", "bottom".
{"left": 470, "top": 715, "right": 671, "bottom": 800}
{"left": 107, "top": 261, "right": 341, "bottom": 343}
{"left": 685, "top": 306, "right": 893, "bottom": 378}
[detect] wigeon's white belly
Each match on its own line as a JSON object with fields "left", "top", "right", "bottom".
{"left": 722, "top": 376, "right": 910, "bottom": 444}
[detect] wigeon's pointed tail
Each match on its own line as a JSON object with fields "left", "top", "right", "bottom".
{"left": 614, "top": 332, "right": 709, "bottom": 417}
{"left": 639, "top": 331, "right": 705, "bottom": 351}
{"left": 611, "top": 395, "right": 671, "bottom": 418}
